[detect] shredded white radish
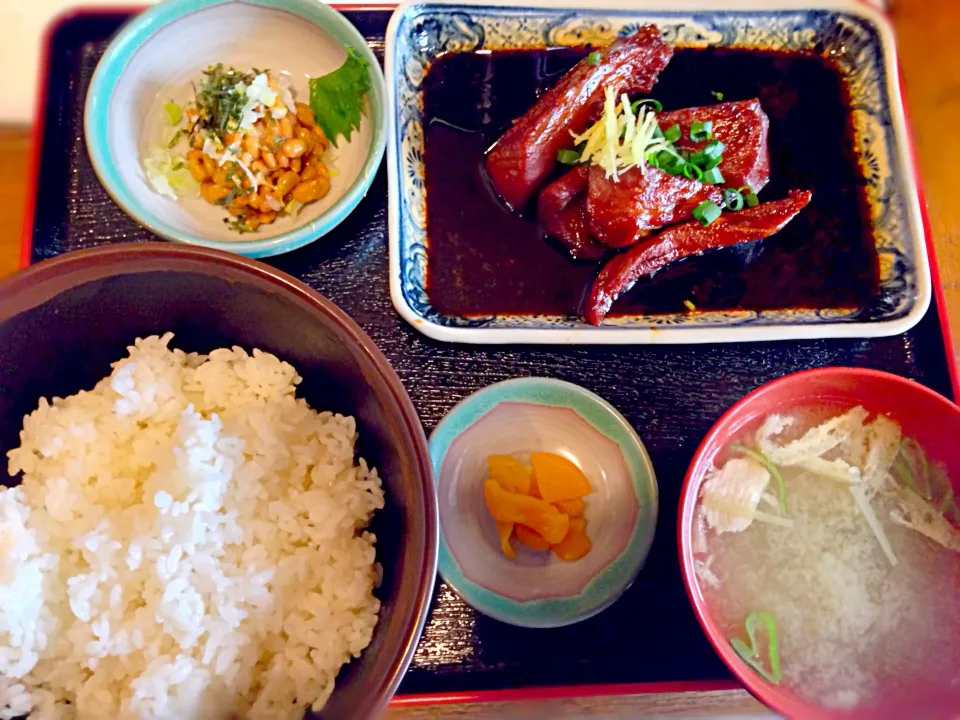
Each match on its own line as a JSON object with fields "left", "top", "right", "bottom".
{"left": 861, "top": 416, "right": 901, "bottom": 498}
{"left": 701, "top": 496, "right": 794, "bottom": 528}
{"left": 757, "top": 407, "right": 869, "bottom": 466}
{"left": 760, "top": 491, "right": 780, "bottom": 509}
{"left": 848, "top": 485, "right": 898, "bottom": 566}
{"left": 888, "top": 485, "right": 960, "bottom": 552}
{"left": 798, "top": 457, "right": 862, "bottom": 485}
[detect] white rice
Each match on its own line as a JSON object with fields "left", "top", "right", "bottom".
{"left": 0, "top": 334, "right": 385, "bottom": 719}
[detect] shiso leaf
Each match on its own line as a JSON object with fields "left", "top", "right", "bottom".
{"left": 308, "top": 47, "right": 371, "bottom": 147}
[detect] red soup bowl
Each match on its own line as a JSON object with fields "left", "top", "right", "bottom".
{"left": 678, "top": 367, "right": 960, "bottom": 720}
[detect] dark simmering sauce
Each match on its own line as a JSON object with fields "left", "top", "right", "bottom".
{"left": 422, "top": 47, "right": 880, "bottom": 318}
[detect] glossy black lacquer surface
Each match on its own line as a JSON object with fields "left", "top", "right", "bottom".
{"left": 30, "top": 10, "right": 954, "bottom": 696}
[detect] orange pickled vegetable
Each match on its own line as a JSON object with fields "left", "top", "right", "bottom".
{"left": 483, "top": 480, "right": 570, "bottom": 544}
{"left": 552, "top": 518, "right": 592, "bottom": 561}
{"left": 529, "top": 469, "right": 542, "bottom": 499}
{"left": 530, "top": 452, "right": 593, "bottom": 503}
{"left": 515, "top": 524, "right": 552, "bottom": 551}
{"left": 552, "top": 497, "right": 585, "bottom": 518}
{"left": 496, "top": 521, "right": 516, "bottom": 558}
{"left": 487, "top": 455, "right": 532, "bottom": 494}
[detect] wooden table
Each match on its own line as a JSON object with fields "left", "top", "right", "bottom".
{"left": 1, "top": 1, "right": 957, "bottom": 716}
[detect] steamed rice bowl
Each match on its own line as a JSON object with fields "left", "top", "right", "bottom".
{"left": 0, "top": 334, "right": 385, "bottom": 719}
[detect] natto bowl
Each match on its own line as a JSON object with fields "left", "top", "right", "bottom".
{"left": 679, "top": 367, "right": 960, "bottom": 720}
{"left": 0, "top": 243, "right": 437, "bottom": 719}
{"left": 85, "top": 0, "right": 387, "bottom": 257}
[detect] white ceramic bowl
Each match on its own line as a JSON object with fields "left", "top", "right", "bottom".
{"left": 86, "top": 0, "right": 386, "bottom": 257}
{"left": 429, "top": 378, "right": 659, "bottom": 628}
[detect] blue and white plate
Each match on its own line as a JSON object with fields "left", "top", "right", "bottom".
{"left": 385, "top": 0, "right": 929, "bottom": 343}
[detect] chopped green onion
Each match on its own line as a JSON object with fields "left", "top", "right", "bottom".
{"left": 898, "top": 440, "right": 928, "bottom": 499}
{"left": 730, "top": 611, "right": 782, "bottom": 685}
{"left": 711, "top": 90, "right": 725, "bottom": 101}
{"left": 650, "top": 149, "right": 685, "bottom": 174}
{"left": 723, "top": 188, "right": 745, "bottom": 211}
{"left": 227, "top": 216, "right": 254, "bottom": 233}
{"left": 692, "top": 200, "right": 722, "bottom": 226}
{"left": 164, "top": 101, "right": 183, "bottom": 126}
{"left": 652, "top": 125, "right": 664, "bottom": 139}
{"left": 631, "top": 98, "right": 663, "bottom": 113}
{"left": 731, "top": 443, "right": 787, "bottom": 515}
{"left": 927, "top": 463, "right": 956, "bottom": 514}
{"left": 557, "top": 148, "right": 582, "bottom": 165}
{"left": 659, "top": 150, "right": 684, "bottom": 170}
{"left": 682, "top": 163, "right": 704, "bottom": 181}
{"left": 894, "top": 446, "right": 935, "bottom": 506}
{"left": 586, "top": 51, "right": 601, "bottom": 66}
{"left": 663, "top": 123, "right": 681, "bottom": 143}
{"left": 284, "top": 199, "right": 304, "bottom": 217}
{"left": 219, "top": 187, "right": 238, "bottom": 207}
{"left": 702, "top": 139, "right": 725, "bottom": 158}
{"left": 690, "top": 120, "right": 713, "bottom": 142}
{"left": 689, "top": 140, "right": 725, "bottom": 169}
{"left": 917, "top": 442, "right": 931, "bottom": 499}
{"left": 701, "top": 167, "right": 725, "bottom": 185}
{"left": 732, "top": 185, "right": 759, "bottom": 208}
{"left": 690, "top": 155, "right": 718, "bottom": 170}
{"left": 892, "top": 455, "right": 916, "bottom": 493}
{"left": 651, "top": 151, "right": 682, "bottom": 171}
{"left": 737, "top": 184, "right": 759, "bottom": 206}
{"left": 166, "top": 128, "right": 186, "bottom": 149}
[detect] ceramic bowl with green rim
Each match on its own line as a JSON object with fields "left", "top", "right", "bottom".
{"left": 430, "top": 377, "right": 658, "bottom": 628}
{"left": 84, "top": 0, "right": 386, "bottom": 258}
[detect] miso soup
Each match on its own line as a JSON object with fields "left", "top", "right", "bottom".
{"left": 694, "top": 406, "right": 960, "bottom": 713}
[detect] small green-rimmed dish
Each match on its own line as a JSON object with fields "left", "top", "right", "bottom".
{"left": 85, "top": 0, "right": 386, "bottom": 258}
{"left": 430, "top": 377, "right": 658, "bottom": 628}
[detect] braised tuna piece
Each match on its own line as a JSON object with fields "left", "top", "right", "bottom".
{"left": 584, "top": 190, "right": 812, "bottom": 324}
{"left": 537, "top": 166, "right": 606, "bottom": 261}
{"left": 586, "top": 165, "right": 724, "bottom": 248}
{"left": 485, "top": 26, "right": 673, "bottom": 209}
{"left": 657, "top": 99, "right": 771, "bottom": 191}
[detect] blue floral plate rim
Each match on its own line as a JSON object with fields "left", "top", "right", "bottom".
{"left": 384, "top": 0, "right": 930, "bottom": 344}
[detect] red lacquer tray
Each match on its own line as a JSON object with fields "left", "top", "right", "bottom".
{"left": 21, "top": 3, "right": 959, "bottom": 709}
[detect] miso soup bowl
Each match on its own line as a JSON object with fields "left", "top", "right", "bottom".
{"left": 678, "top": 367, "right": 960, "bottom": 720}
